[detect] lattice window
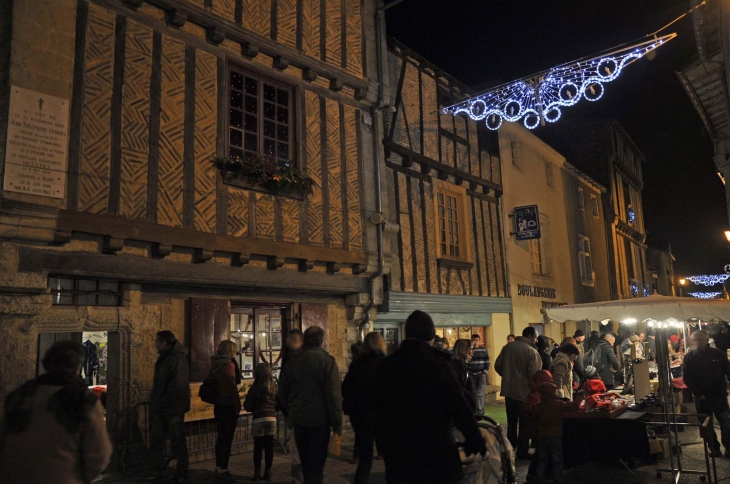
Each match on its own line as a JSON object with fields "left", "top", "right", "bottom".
{"left": 578, "top": 235, "right": 593, "bottom": 281}
{"left": 530, "top": 214, "right": 552, "bottom": 277}
{"left": 49, "top": 276, "right": 121, "bottom": 306}
{"left": 438, "top": 192, "right": 462, "bottom": 258}
{"left": 228, "top": 68, "right": 293, "bottom": 164}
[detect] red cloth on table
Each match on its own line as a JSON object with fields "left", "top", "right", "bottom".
{"left": 582, "top": 378, "right": 606, "bottom": 397}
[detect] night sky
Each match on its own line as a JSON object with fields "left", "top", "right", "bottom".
{"left": 385, "top": 0, "right": 726, "bottom": 275}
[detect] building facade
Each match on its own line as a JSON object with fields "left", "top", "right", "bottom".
{"left": 0, "top": 0, "right": 385, "bottom": 457}
{"left": 539, "top": 119, "right": 649, "bottom": 301}
{"left": 497, "top": 122, "right": 614, "bottom": 340}
{"left": 376, "top": 40, "right": 511, "bottom": 388}
{"left": 646, "top": 245, "right": 676, "bottom": 296}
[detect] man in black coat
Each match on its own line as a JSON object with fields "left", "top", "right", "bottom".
{"left": 683, "top": 330, "right": 730, "bottom": 457}
{"left": 147, "top": 330, "right": 191, "bottom": 483}
{"left": 375, "top": 311, "right": 485, "bottom": 484}
{"left": 592, "top": 333, "right": 620, "bottom": 390}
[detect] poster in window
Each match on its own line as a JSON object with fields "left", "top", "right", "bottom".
{"left": 270, "top": 315, "right": 282, "bottom": 331}
{"left": 271, "top": 332, "right": 282, "bottom": 349}
{"left": 514, "top": 205, "right": 541, "bottom": 241}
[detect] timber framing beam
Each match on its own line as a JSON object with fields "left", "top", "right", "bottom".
{"left": 136, "top": 0, "right": 370, "bottom": 97}
{"left": 56, "top": 210, "right": 368, "bottom": 267}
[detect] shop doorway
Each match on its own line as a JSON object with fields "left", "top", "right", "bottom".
{"left": 374, "top": 327, "right": 399, "bottom": 355}
{"left": 230, "top": 305, "right": 287, "bottom": 378}
{"left": 37, "top": 331, "right": 108, "bottom": 385}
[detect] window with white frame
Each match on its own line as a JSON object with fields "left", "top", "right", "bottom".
{"left": 590, "top": 194, "right": 599, "bottom": 217}
{"left": 578, "top": 235, "right": 593, "bottom": 282}
{"left": 545, "top": 161, "right": 554, "bottom": 187}
{"left": 577, "top": 187, "right": 585, "bottom": 210}
{"left": 511, "top": 141, "right": 522, "bottom": 168}
{"left": 530, "top": 214, "right": 552, "bottom": 277}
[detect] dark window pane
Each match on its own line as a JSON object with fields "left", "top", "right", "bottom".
{"left": 231, "top": 72, "right": 243, "bottom": 90}
{"left": 277, "top": 142, "right": 289, "bottom": 160}
{"left": 264, "top": 102, "right": 275, "bottom": 119}
{"left": 57, "top": 294, "right": 73, "bottom": 305}
{"left": 244, "top": 114, "right": 257, "bottom": 133}
{"left": 245, "top": 96, "right": 257, "bottom": 115}
{"left": 230, "top": 91, "right": 242, "bottom": 109}
{"left": 78, "top": 279, "right": 97, "bottom": 292}
{"left": 264, "top": 84, "right": 276, "bottom": 101}
{"left": 99, "top": 294, "right": 117, "bottom": 306}
{"left": 277, "top": 124, "right": 289, "bottom": 141}
{"left": 60, "top": 278, "right": 73, "bottom": 290}
{"left": 229, "top": 128, "right": 243, "bottom": 147}
{"left": 99, "top": 281, "right": 118, "bottom": 293}
{"left": 77, "top": 293, "right": 96, "bottom": 306}
{"left": 229, "top": 147, "right": 244, "bottom": 158}
{"left": 277, "top": 89, "right": 289, "bottom": 106}
{"left": 264, "top": 120, "right": 276, "bottom": 138}
{"left": 264, "top": 138, "right": 276, "bottom": 156}
{"left": 229, "top": 110, "right": 243, "bottom": 129}
{"left": 244, "top": 76, "right": 258, "bottom": 95}
{"left": 277, "top": 106, "right": 288, "bottom": 123}
{"left": 244, "top": 133, "right": 258, "bottom": 152}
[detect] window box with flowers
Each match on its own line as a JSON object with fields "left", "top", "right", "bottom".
{"left": 213, "top": 155, "right": 314, "bottom": 201}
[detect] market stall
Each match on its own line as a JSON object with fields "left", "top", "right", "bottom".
{"left": 542, "top": 294, "right": 730, "bottom": 480}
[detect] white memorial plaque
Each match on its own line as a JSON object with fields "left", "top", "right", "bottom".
{"left": 3, "top": 86, "right": 69, "bottom": 199}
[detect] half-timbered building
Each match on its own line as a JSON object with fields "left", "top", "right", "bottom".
{"left": 0, "top": 0, "right": 384, "bottom": 459}
{"left": 375, "top": 40, "right": 512, "bottom": 388}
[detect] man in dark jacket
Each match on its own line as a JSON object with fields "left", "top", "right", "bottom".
{"left": 375, "top": 310, "right": 485, "bottom": 484}
{"left": 592, "top": 333, "right": 620, "bottom": 390}
{"left": 278, "top": 326, "right": 342, "bottom": 484}
{"left": 683, "top": 330, "right": 730, "bottom": 457}
{"left": 147, "top": 330, "right": 191, "bottom": 483}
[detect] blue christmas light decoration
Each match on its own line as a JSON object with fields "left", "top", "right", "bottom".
{"left": 643, "top": 283, "right": 650, "bottom": 297}
{"left": 686, "top": 274, "right": 730, "bottom": 286}
{"left": 629, "top": 280, "right": 638, "bottom": 297}
{"left": 442, "top": 34, "right": 677, "bottom": 130}
{"left": 628, "top": 208, "right": 636, "bottom": 224}
{"left": 687, "top": 292, "right": 723, "bottom": 299}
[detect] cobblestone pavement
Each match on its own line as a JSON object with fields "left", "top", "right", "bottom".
{"left": 100, "top": 405, "right": 730, "bottom": 484}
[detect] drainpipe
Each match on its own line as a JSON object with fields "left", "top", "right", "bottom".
{"left": 359, "top": 0, "right": 395, "bottom": 342}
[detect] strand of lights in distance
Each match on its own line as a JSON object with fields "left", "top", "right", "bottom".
{"left": 687, "top": 292, "right": 723, "bottom": 299}
{"left": 686, "top": 274, "right": 730, "bottom": 286}
{"left": 442, "top": 33, "right": 676, "bottom": 131}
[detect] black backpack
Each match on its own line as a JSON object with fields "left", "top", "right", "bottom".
{"left": 198, "top": 369, "right": 218, "bottom": 405}
{"left": 582, "top": 344, "right": 602, "bottom": 377}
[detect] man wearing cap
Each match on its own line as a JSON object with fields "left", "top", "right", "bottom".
{"left": 375, "top": 310, "right": 486, "bottom": 483}
{"left": 683, "top": 330, "right": 730, "bottom": 458}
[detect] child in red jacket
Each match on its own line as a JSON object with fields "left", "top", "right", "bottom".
{"left": 534, "top": 382, "right": 583, "bottom": 484}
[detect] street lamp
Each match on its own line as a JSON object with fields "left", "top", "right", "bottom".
{"left": 724, "top": 230, "right": 730, "bottom": 243}
{"left": 678, "top": 277, "right": 686, "bottom": 297}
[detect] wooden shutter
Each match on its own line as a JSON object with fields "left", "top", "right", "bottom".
{"left": 190, "top": 298, "right": 229, "bottom": 382}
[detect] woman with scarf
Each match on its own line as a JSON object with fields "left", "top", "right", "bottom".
{"left": 0, "top": 341, "right": 112, "bottom": 484}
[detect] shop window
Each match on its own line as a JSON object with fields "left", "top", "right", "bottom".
{"left": 228, "top": 67, "right": 293, "bottom": 164}
{"left": 433, "top": 179, "right": 472, "bottom": 266}
{"left": 530, "top": 214, "right": 552, "bottom": 277}
{"left": 230, "top": 306, "right": 285, "bottom": 378}
{"left": 577, "top": 187, "right": 585, "bottom": 210}
{"left": 374, "top": 328, "right": 399, "bottom": 356}
{"left": 578, "top": 235, "right": 593, "bottom": 283}
{"left": 435, "top": 326, "right": 485, "bottom": 349}
{"left": 545, "top": 161, "right": 554, "bottom": 187}
{"left": 590, "top": 194, "right": 599, "bottom": 217}
{"left": 49, "top": 276, "right": 121, "bottom": 306}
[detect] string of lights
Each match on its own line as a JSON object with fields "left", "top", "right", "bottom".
{"left": 687, "top": 292, "right": 723, "bottom": 299}
{"left": 685, "top": 274, "right": 730, "bottom": 286}
{"left": 442, "top": 33, "right": 676, "bottom": 130}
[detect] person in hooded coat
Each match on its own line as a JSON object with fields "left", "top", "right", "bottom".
{"left": 0, "top": 341, "right": 112, "bottom": 484}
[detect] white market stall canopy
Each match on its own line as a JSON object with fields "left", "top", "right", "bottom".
{"left": 542, "top": 294, "right": 730, "bottom": 327}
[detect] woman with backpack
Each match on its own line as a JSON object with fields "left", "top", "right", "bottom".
{"left": 244, "top": 363, "right": 278, "bottom": 481}
{"left": 210, "top": 340, "right": 242, "bottom": 483}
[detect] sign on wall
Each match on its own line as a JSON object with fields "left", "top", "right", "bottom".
{"left": 517, "top": 284, "right": 556, "bottom": 299}
{"left": 513, "top": 205, "right": 541, "bottom": 241}
{"left": 185, "top": 380, "right": 254, "bottom": 422}
{"left": 3, "top": 86, "right": 69, "bottom": 199}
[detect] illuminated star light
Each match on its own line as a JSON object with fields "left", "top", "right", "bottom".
{"left": 687, "top": 292, "right": 723, "bottom": 299}
{"left": 686, "top": 274, "right": 730, "bottom": 286}
{"left": 442, "top": 33, "right": 677, "bottom": 130}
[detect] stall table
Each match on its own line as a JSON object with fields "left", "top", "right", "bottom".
{"left": 563, "top": 409, "right": 651, "bottom": 469}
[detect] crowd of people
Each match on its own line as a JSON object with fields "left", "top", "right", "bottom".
{"left": 1, "top": 317, "right": 729, "bottom": 484}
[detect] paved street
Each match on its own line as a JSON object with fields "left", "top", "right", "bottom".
{"left": 99, "top": 403, "right": 730, "bottom": 484}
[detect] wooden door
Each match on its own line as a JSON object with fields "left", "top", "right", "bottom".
{"left": 190, "top": 298, "right": 229, "bottom": 382}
